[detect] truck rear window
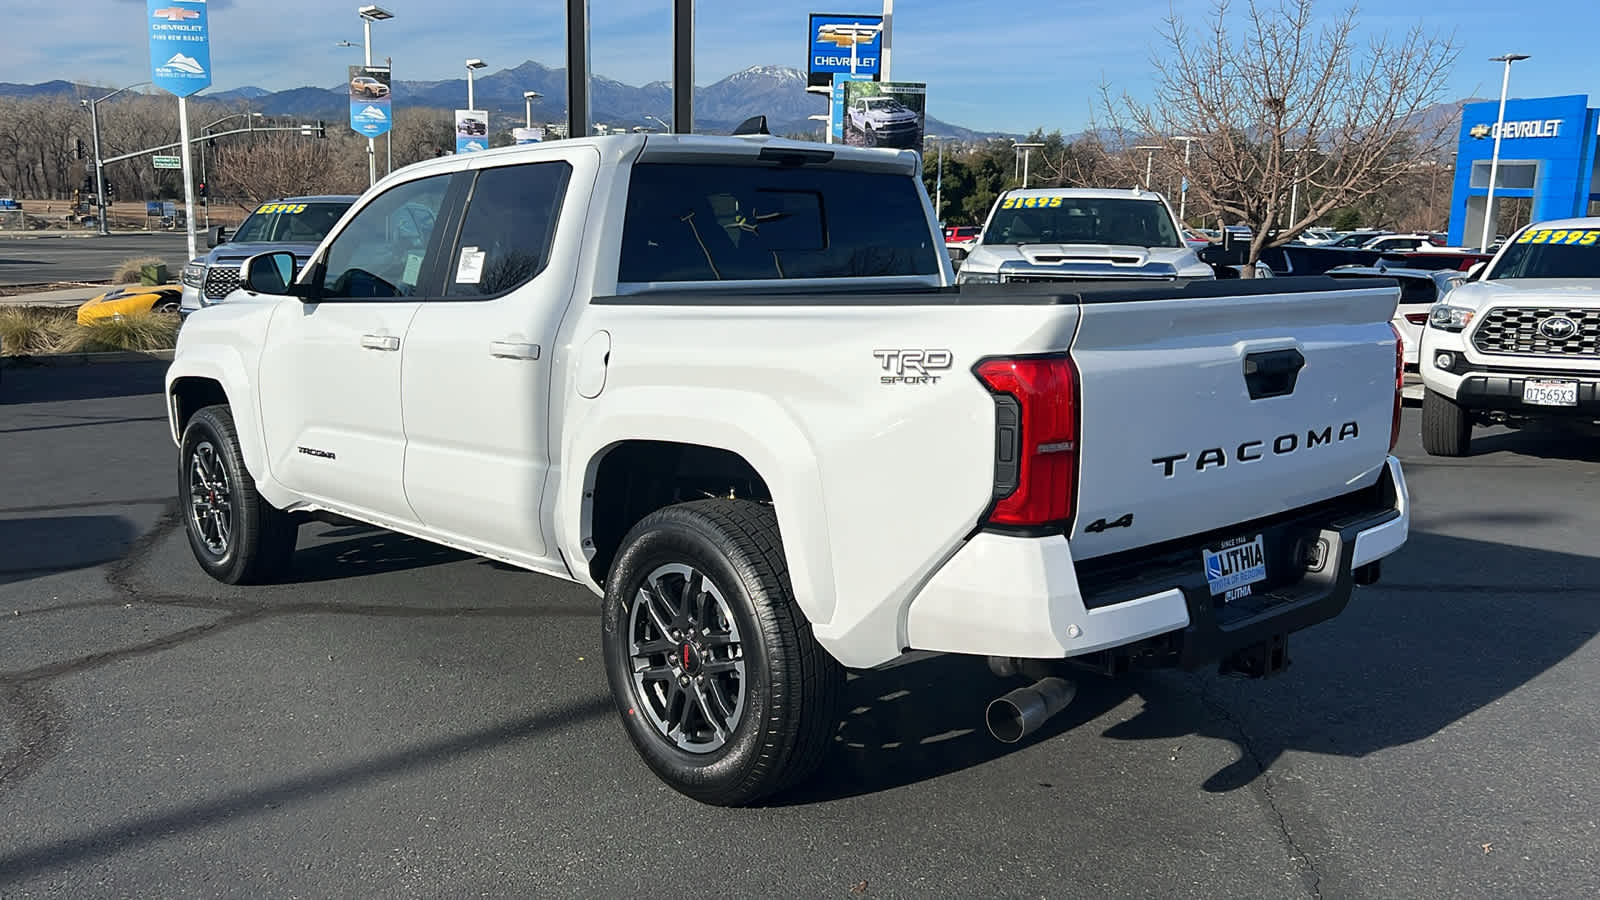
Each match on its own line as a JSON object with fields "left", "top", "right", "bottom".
{"left": 618, "top": 162, "right": 939, "bottom": 283}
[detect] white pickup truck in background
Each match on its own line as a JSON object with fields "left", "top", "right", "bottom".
{"left": 1419, "top": 217, "right": 1600, "bottom": 456}
{"left": 956, "top": 187, "right": 1221, "bottom": 284}
{"left": 166, "top": 133, "right": 1409, "bottom": 806}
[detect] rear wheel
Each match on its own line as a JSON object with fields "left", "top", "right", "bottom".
{"left": 601, "top": 500, "right": 842, "bottom": 806}
{"left": 180, "top": 405, "right": 298, "bottom": 584}
{"left": 1421, "top": 388, "right": 1472, "bottom": 456}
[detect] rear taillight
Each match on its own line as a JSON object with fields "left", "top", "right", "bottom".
{"left": 1389, "top": 323, "right": 1404, "bottom": 452}
{"left": 1404, "top": 313, "right": 1429, "bottom": 325}
{"left": 973, "top": 355, "right": 1079, "bottom": 531}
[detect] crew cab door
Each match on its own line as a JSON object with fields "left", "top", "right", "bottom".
{"left": 399, "top": 149, "right": 595, "bottom": 566}
{"left": 256, "top": 172, "right": 453, "bottom": 525}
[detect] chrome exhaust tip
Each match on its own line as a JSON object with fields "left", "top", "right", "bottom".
{"left": 986, "top": 676, "right": 1077, "bottom": 744}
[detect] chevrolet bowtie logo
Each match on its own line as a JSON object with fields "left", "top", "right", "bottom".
{"left": 816, "top": 24, "right": 879, "bottom": 48}
{"left": 152, "top": 6, "right": 200, "bottom": 21}
{"left": 1469, "top": 123, "right": 1491, "bottom": 139}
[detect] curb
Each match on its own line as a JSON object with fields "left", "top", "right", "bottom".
{"left": 1, "top": 349, "right": 174, "bottom": 369}
{"left": 0, "top": 231, "right": 168, "bottom": 240}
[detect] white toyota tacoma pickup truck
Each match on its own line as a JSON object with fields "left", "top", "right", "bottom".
{"left": 1419, "top": 217, "right": 1600, "bottom": 456}
{"left": 166, "top": 134, "right": 1409, "bottom": 805}
{"left": 956, "top": 187, "right": 1219, "bottom": 284}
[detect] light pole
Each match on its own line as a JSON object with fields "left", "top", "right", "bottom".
{"left": 1174, "top": 136, "right": 1199, "bottom": 224}
{"left": 355, "top": 6, "right": 394, "bottom": 188}
{"left": 643, "top": 114, "right": 671, "bottom": 132}
{"left": 1285, "top": 147, "right": 1313, "bottom": 229}
{"left": 523, "top": 91, "right": 542, "bottom": 128}
{"left": 1135, "top": 145, "right": 1162, "bottom": 189}
{"left": 1481, "top": 53, "right": 1529, "bottom": 251}
{"left": 925, "top": 135, "right": 950, "bottom": 223}
{"left": 80, "top": 80, "right": 150, "bottom": 235}
{"left": 466, "top": 58, "right": 487, "bottom": 111}
{"left": 1013, "top": 141, "right": 1044, "bottom": 188}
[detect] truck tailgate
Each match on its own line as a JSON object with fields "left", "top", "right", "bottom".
{"left": 1068, "top": 282, "right": 1399, "bottom": 560}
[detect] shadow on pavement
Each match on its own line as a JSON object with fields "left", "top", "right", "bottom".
{"left": 0, "top": 515, "right": 139, "bottom": 587}
{"left": 0, "top": 362, "right": 168, "bottom": 406}
{"left": 279, "top": 528, "right": 470, "bottom": 583}
{"left": 783, "top": 529, "right": 1600, "bottom": 803}
{"left": 1468, "top": 425, "right": 1600, "bottom": 463}
{"left": 0, "top": 698, "right": 612, "bottom": 886}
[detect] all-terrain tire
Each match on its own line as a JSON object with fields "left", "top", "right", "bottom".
{"left": 1420, "top": 388, "right": 1472, "bottom": 457}
{"left": 601, "top": 499, "right": 843, "bottom": 806}
{"left": 180, "top": 404, "right": 298, "bottom": 584}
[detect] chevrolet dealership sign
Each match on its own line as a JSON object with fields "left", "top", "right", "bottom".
{"left": 1469, "top": 118, "right": 1563, "bottom": 140}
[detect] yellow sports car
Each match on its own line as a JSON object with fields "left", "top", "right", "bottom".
{"left": 77, "top": 284, "right": 184, "bottom": 325}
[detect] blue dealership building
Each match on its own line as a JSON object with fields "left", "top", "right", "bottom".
{"left": 1447, "top": 94, "right": 1600, "bottom": 247}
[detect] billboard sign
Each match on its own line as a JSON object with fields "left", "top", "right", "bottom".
{"left": 455, "top": 109, "right": 489, "bottom": 154}
{"left": 148, "top": 0, "right": 212, "bottom": 97}
{"left": 512, "top": 126, "right": 544, "bottom": 145}
{"left": 807, "top": 13, "right": 882, "bottom": 88}
{"left": 348, "top": 65, "right": 393, "bottom": 138}
{"left": 841, "top": 81, "right": 925, "bottom": 150}
{"left": 830, "top": 72, "right": 873, "bottom": 141}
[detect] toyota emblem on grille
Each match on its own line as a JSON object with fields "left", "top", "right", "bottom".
{"left": 1538, "top": 316, "right": 1579, "bottom": 340}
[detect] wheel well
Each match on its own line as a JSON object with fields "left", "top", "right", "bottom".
{"left": 588, "top": 441, "right": 772, "bottom": 586}
{"left": 170, "top": 377, "right": 229, "bottom": 435}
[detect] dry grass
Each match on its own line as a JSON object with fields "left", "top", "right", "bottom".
{"left": 74, "top": 312, "right": 180, "bottom": 353}
{"left": 0, "top": 307, "right": 177, "bottom": 356}
{"left": 110, "top": 256, "right": 170, "bottom": 286}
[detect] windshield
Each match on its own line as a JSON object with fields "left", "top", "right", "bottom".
{"left": 1489, "top": 227, "right": 1600, "bottom": 279}
{"left": 231, "top": 201, "right": 351, "bottom": 244}
{"left": 983, "top": 196, "right": 1182, "bottom": 248}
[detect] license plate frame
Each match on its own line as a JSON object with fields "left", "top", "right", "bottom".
{"left": 1522, "top": 379, "right": 1578, "bottom": 407}
{"left": 1203, "top": 534, "right": 1268, "bottom": 598}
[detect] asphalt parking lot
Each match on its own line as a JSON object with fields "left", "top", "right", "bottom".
{"left": 0, "top": 235, "right": 192, "bottom": 286}
{"left": 2, "top": 362, "right": 1597, "bottom": 898}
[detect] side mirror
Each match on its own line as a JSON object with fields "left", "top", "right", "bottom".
{"left": 1466, "top": 261, "right": 1487, "bottom": 281}
{"left": 1197, "top": 242, "right": 1246, "bottom": 267}
{"left": 205, "top": 224, "right": 228, "bottom": 248}
{"left": 240, "top": 251, "right": 297, "bottom": 296}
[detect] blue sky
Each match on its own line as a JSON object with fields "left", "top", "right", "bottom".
{"left": 11, "top": 0, "right": 1599, "bottom": 132}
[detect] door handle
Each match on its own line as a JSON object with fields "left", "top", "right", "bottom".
{"left": 490, "top": 340, "right": 540, "bottom": 360}
{"left": 361, "top": 334, "right": 400, "bottom": 352}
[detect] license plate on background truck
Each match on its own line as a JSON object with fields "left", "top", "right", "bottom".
{"left": 1203, "top": 535, "right": 1267, "bottom": 598}
{"left": 1522, "top": 380, "right": 1578, "bottom": 407}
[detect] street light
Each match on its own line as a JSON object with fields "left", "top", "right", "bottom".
{"left": 354, "top": 6, "right": 395, "bottom": 188}
{"left": 1173, "top": 136, "right": 1200, "bottom": 224}
{"left": 1013, "top": 141, "right": 1044, "bottom": 188}
{"left": 1284, "top": 147, "right": 1314, "bottom": 230}
{"left": 1481, "top": 53, "right": 1530, "bottom": 252}
{"left": 1134, "top": 145, "right": 1163, "bottom": 189}
{"left": 466, "top": 59, "right": 487, "bottom": 111}
{"left": 925, "top": 135, "right": 952, "bottom": 223}
{"left": 523, "top": 90, "right": 542, "bottom": 128}
{"left": 643, "top": 114, "right": 671, "bottom": 132}
{"left": 80, "top": 80, "right": 152, "bottom": 235}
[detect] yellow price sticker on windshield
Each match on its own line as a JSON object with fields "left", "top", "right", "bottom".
{"left": 1518, "top": 228, "right": 1600, "bottom": 246}
{"left": 1001, "top": 196, "right": 1064, "bottom": 210}
{"left": 254, "top": 202, "right": 308, "bottom": 215}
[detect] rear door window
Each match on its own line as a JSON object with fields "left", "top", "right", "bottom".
{"left": 443, "top": 162, "right": 572, "bottom": 298}
{"left": 618, "top": 162, "right": 938, "bottom": 283}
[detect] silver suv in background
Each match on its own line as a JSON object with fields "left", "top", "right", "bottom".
{"left": 179, "top": 195, "right": 357, "bottom": 319}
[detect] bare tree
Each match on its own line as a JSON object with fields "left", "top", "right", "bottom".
{"left": 209, "top": 132, "right": 366, "bottom": 206}
{"left": 1102, "top": 0, "right": 1459, "bottom": 269}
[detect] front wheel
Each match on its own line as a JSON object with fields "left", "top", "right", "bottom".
{"left": 1420, "top": 388, "right": 1473, "bottom": 456}
{"left": 180, "top": 405, "right": 299, "bottom": 584}
{"left": 601, "top": 500, "right": 843, "bottom": 806}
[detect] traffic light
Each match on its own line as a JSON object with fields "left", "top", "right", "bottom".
{"left": 198, "top": 181, "right": 207, "bottom": 199}
{"left": 75, "top": 138, "right": 85, "bottom": 160}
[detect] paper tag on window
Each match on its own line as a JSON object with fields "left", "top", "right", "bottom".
{"left": 455, "top": 246, "right": 486, "bottom": 284}
{"left": 401, "top": 252, "right": 424, "bottom": 286}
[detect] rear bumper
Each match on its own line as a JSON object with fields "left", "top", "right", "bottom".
{"left": 904, "top": 456, "right": 1408, "bottom": 667}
